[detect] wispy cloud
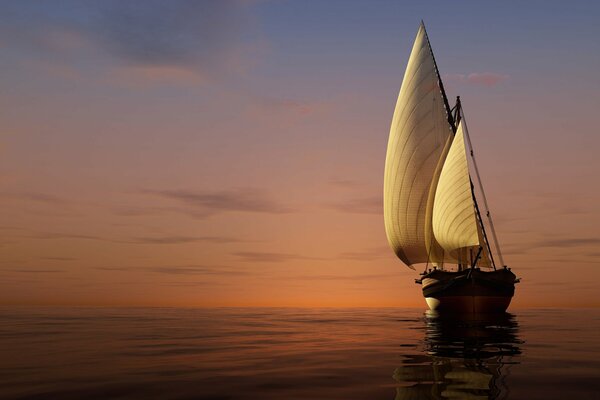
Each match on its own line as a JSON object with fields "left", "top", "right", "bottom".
{"left": 542, "top": 238, "right": 600, "bottom": 248}
{"left": 466, "top": 72, "right": 509, "bottom": 87}
{"left": 158, "top": 281, "right": 229, "bottom": 287}
{"left": 443, "top": 72, "right": 509, "bottom": 87}
{"left": 97, "top": 264, "right": 248, "bottom": 276}
{"left": 105, "top": 65, "right": 208, "bottom": 87}
{"left": 338, "top": 246, "right": 389, "bottom": 261}
{"left": 528, "top": 259, "right": 600, "bottom": 265}
{"left": 0, "top": 192, "right": 69, "bottom": 205}
{"left": 93, "top": 1, "right": 252, "bottom": 70}
{"left": 500, "top": 242, "right": 533, "bottom": 256}
{"left": 128, "top": 236, "right": 243, "bottom": 245}
{"left": 16, "top": 229, "right": 243, "bottom": 246}
{"left": 146, "top": 266, "right": 243, "bottom": 276}
{"left": 502, "top": 236, "right": 600, "bottom": 261}
{"left": 231, "top": 251, "right": 324, "bottom": 263}
{"left": 2, "top": 269, "right": 63, "bottom": 273}
{"left": 290, "top": 273, "right": 396, "bottom": 281}
{"left": 111, "top": 205, "right": 172, "bottom": 217}
{"left": 327, "top": 195, "right": 382, "bottom": 214}
{"left": 328, "top": 178, "right": 363, "bottom": 188}
{"left": 251, "top": 97, "right": 328, "bottom": 117}
{"left": 27, "top": 232, "right": 103, "bottom": 241}
{"left": 144, "top": 188, "right": 293, "bottom": 217}
{"left": 0, "top": 1, "right": 262, "bottom": 82}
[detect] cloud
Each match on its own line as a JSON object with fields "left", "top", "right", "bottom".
{"left": 0, "top": 192, "right": 69, "bottom": 205}
{"left": 27, "top": 232, "right": 103, "bottom": 241}
{"left": 130, "top": 236, "right": 243, "bottom": 245}
{"left": 338, "top": 246, "right": 390, "bottom": 261}
{"left": 503, "top": 237, "right": 600, "bottom": 261}
{"left": 158, "top": 281, "right": 229, "bottom": 287}
{"left": 111, "top": 205, "right": 172, "bottom": 217}
{"left": 251, "top": 97, "right": 328, "bottom": 117}
{"left": 290, "top": 273, "right": 397, "bottom": 281}
{"left": 93, "top": 1, "right": 250, "bottom": 68}
{"left": 147, "top": 266, "right": 242, "bottom": 276}
{"left": 466, "top": 72, "right": 509, "bottom": 87}
{"left": 231, "top": 251, "right": 324, "bottom": 263}
{"left": 0, "top": 226, "right": 26, "bottom": 231}
{"left": 105, "top": 65, "right": 208, "bottom": 87}
{"left": 499, "top": 242, "right": 532, "bottom": 256}
{"left": 443, "top": 72, "right": 509, "bottom": 87}
{"left": 537, "top": 259, "right": 600, "bottom": 265}
{"left": 97, "top": 265, "right": 247, "bottom": 276}
{"left": 541, "top": 238, "right": 600, "bottom": 248}
{"left": 13, "top": 228, "right": 244, "bottom": 246}
{"left": 328, "top": 178, "right": 363, "bottom": 188}
{"left": 327, "top": 195, "right": 382, "bottom": 214}
{"left": 0, "top": 194, "right": 79, "bottom": 218}
{"left": 0, "top": 1, "right": 262, "bottom": 81}
{"left": 144, "top": 188, "right": 292, "bottom": 217}
{"left": 3, "top": 269, "right": 63, "bottom": 273}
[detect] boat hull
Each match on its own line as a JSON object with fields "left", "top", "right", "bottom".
{"left": 421, "top": 268, "right": 516, "bottom": 314}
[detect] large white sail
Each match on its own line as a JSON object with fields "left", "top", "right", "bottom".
{"left": 383, "top": 23, "right": 454, "bottom": 267}
{"left": 431, "top": 122, "right": 480, "bottom": 254}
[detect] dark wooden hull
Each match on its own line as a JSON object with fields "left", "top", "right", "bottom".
{"left": 420, "top": 268, "right": 516, "bottom": 314}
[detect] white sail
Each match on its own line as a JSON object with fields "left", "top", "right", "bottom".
{"left": 432, "top": 122, "right": 480, "bottom": 254}
{"left": 424, "top": 134, "right": 456, "bottom": 266}
{"left": 383, "top": 23, "right": 454, "bottom": 267}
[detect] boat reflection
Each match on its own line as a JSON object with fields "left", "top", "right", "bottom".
{"left": 393, "top": 312, "right": 522, "bottom": 399}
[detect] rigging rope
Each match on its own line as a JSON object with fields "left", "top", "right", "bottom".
{"left": 459, "top": 108, "right": 506, "bottom": 267}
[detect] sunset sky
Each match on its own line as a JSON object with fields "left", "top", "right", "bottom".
{"left": 1, "top": 0, "right": 599, "bottom": 308}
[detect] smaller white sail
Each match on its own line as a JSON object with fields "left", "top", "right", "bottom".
{"left": 432, "top": 122, "right": 480, "bottom": 254}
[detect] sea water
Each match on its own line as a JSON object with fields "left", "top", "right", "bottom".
{"left": 0, "top": 307, "right": 598, "bottom": 399}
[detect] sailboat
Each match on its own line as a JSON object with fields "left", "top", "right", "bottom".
{"left": 383, "top": 22, "right": 518, "bottom": 313}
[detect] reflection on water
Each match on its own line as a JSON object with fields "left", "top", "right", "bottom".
{"left": 394, "top": 312, "right": 522, "bottom": 400}
{"left": 0, "top": 307, "right": 598, "bottom": 399}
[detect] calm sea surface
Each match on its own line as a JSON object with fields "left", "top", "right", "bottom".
{"left": 0, "top": 307, "right": 598, "bottom": 399}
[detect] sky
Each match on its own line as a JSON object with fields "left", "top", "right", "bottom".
{"left": 1, "top": 0, "right": 599, "bottom": 308}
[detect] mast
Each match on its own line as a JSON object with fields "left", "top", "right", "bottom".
{"left": 456, "top": 98, "right": 505, "bottom": 269}
{"left": 421, "top": 24, "right": 486, "bottom": 271}
{"left": 425, "top": 24, "right": 498, "bottom": 270}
